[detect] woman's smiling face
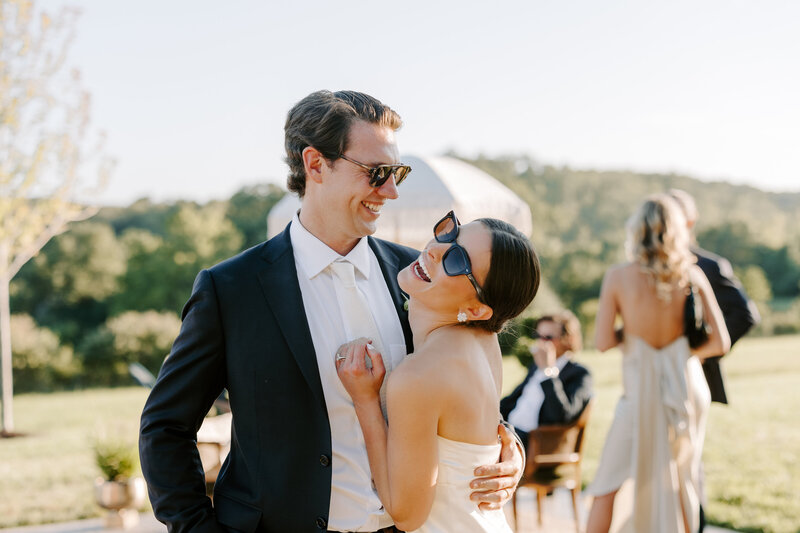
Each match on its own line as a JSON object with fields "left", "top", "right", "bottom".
{"left": 399, "top": 220, "right": 492, "bottom": 317}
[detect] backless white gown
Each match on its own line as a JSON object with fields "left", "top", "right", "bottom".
{"left": 587, "top": 335, "right": 711, "bottom": 533}
{"left": 408, "top": 436, "right": 513, "bottom": 533}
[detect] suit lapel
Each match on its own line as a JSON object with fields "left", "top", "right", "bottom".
{"left": 368, "top": 237, "right": 414, "bottom": 353}
{"left": 257, "top": 224, "right": 325, "bottom": 408}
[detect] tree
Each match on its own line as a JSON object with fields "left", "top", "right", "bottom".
{"left": 227, "top": 184, "right": 285, "bottom": 248}
{"left": 0, "top": 1, "right": 113, "bottom": 434}
{"left": 113, "top": 203, "right": 243, "bottom": 314}
{"left": 9, "top": 313, "right": 77, "bottom": 392}
{"left": 78, "top": 310, "right": 181, "bottom": 387}
{"left": 12, "top": 222, "right": 126, "bottom": 345}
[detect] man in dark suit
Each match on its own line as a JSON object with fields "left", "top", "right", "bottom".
{"left": 139, "top": 90, "right": 522, "bottom": 533}
{"left": 500, "top": 310, "right": 593, "bottom": 450}
{"left": 668, "top": 189, "right": 760, "bottom": 533}
{"left": 668, "top": 189, "right": 760, "bottom": 404}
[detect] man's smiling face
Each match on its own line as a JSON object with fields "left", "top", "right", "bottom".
{"left": 323, "top": 120, "right": 401, "bottom": 244}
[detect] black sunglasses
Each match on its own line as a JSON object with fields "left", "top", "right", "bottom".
{"left": 339, "top": 154, "right": 412, "bottom": 188}
{"left": 533, "top": 332, "right": 560, "bottom": 341}
{"left": 433, "top": 210, "right": 486, "bottom": 303}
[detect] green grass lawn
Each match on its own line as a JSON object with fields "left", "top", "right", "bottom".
{"left": 0, "top": 387, "right": 149, "bottom": 527}
{"left": 502, "top": 334, "right": 800, "bottom": 533}
{"left": 1, "top": 335, "right": 798, "bottom": 531}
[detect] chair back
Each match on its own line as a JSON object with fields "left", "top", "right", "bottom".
{"left": 523, "top": 399, "right": 593, "bottom": 481}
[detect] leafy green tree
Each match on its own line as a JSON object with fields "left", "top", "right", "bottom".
{"left": 11, "top": 222, "right": 126, "bottom": 346}
{"left": 10, "top": 314, "right": 77, "bottom": 392}
{"left": 110, "top": 229, "right": 166, "bottom": 313}
{"left": 227, "top": 184, "right": 285, "bottom": 248}
{"left": 161, "top": 203, "right": 243, "bottom": 312}
{"left": 739, "top": 265, "right": 772, "bottom": 303}
{"left": 79, "top": 310, "right": 181, "bottom": 386}
{"left": 96, "top": 198, "right": 177, "bottom": 237}
{"left": 114, "top": 203, "right": 243, "bottom": 314}
{"left": 758, "top": 245, "right": 800, "bottom": 298}
{"left": 0, "top": 0, "right": 113, "bottom": 433}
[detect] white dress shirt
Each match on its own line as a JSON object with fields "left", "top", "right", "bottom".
{"left": 290, "top": 214, "right": 408, "bottom": 532}
{"left": 507, "top": 353, "right": 572, "bottom": 433}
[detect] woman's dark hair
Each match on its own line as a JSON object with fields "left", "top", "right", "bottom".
{"left": 468, "top": 219, "right": 541, "bottom": 333}
{"left": 284, "top": 90, "right": 403, "bottom": 197}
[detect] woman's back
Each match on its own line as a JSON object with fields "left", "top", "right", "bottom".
{"left": 613, "top": 263, "right": 688, "bottom": 348}
{"left": 588, "top": 194, "right": 729, "bottom": 533}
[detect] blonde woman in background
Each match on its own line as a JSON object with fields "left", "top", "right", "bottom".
{"left": 586, "top": 194, "right": 730, "bottom": 533}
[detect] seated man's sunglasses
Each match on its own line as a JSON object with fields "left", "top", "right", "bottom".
{"left": 433, "top": 210, "right": 486, "bottom": 304}
{"left": 339, "top": 154, "right": 412, "bottom": 188}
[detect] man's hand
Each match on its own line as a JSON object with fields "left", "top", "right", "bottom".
{"left": 531, "top": 340, "right": 557, "bottom": 370}
{"left": 469, "top": 423, "right": 524, "bottom": 510}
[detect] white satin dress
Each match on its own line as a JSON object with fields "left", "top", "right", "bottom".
{"left": 587, "top": 335, "right": 711, "bottom": 533}
{"left": 408, "top": 436, "right": 513, "bottom": 533}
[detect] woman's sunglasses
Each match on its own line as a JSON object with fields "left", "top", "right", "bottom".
{"left": 339, "top": 154, "right": 412, "bottom": 188}
{"left": 433, "top": 211, "right": 486, "bottom": 303}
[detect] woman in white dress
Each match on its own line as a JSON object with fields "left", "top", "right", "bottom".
{"left": 586, "top": 195, "right": 730, "bottom": 533}
{"left": 336, "top": 211, "right": 540, "bottom": 532}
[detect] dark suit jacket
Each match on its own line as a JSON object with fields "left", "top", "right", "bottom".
{"left": 499, "top": 359, "right": 592, "bottom": 447}
{"left": 139, "top": 223, "right": 418, "bottom": 533}
{"left": 694, "top": 247, "right": 760, "bottom": 404}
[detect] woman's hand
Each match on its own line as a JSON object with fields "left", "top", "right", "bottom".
{"left": 335, "top": 338, "right": 385, "bottom": 405}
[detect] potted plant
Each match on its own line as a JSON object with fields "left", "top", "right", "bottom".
{"left": 93, "top": 437, "right": 146, "bottom": 529}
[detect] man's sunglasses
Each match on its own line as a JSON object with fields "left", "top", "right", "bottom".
{"left": 339, "top": 154, "right": 412, "bottom": 188}
{"left": 433, "top": 210, "right": 486, "bottom": 303}
{"left": 533, "top": 332, "right": 561, "bottom": 341}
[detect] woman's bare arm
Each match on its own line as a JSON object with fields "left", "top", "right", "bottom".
{"left": 337, "top": 341, "right": 440, "bottom": 532}
{"left": 690, "top": 266, "right": 731, "bottom": 359}
{"left": 595, "top": 267, "right": 621, "bottom": 352}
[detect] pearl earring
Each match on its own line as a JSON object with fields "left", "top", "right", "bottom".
{"left": 457, "top": 311, "right": 468, "bottom": 323}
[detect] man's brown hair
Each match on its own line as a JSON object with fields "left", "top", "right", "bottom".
{"left": 284, "top": 90, "right": 403, "bottom": 197}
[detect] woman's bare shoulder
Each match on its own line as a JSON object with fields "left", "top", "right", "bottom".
{"left": 393, "top": 332, "right": 470, "bottom": 386}
{"left": 604, "top": 262, "right": 635, "bottom": 284}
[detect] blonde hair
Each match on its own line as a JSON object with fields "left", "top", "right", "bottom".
{"left": 625, "top": 194, "right": 694, "bottom": 300}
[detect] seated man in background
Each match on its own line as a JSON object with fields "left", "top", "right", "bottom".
{"left": 501, "top": 310, "right": 593, "bottom": 449}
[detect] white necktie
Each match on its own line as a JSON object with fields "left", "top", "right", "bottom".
{"left": 329, "top": 259, "right": 391, "bottom": 417}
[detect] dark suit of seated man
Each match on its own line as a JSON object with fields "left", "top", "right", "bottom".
{"left": 500, "top": 310, "right": 593, "bottom": 450}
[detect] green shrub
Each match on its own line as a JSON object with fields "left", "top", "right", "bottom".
{"left": 752, "top": 299, "right": 800, "bottom": 336}
{"left": 10, "top": 314, "right": 79, "bottom": 392}
{"left": 78, "top": 310, "right": 181, "bottom": 386}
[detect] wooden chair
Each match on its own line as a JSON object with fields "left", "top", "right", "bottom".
{"left": 512, "top": 400, "right": 593, "bottom": 533}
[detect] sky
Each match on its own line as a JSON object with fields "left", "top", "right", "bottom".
{"left": 49, "top": 0, "right": 800, "bottom": 205}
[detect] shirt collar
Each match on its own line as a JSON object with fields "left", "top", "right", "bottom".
{"left": 289, "top": 212, "right": 372, "bottom": 280}
{"left": 534, "top": 350, "right": 572, "bottom": 376}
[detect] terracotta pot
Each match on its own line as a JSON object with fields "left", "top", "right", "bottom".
{"left": 94, "top": 476, "right": 146, "bottom": 510}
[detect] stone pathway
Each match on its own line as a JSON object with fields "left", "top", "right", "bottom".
{"left": 2, "top": 489, "right": 737, "bottom": 533}
{"left": 507, "top": 487, "right": 736, "bottom": 533}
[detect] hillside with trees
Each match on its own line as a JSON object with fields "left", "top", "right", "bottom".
{"left": 8, "top": 160, "right": 800, "bottom": 391}
{"left": 458, "top": 154, "right": 800, "bottom": 346}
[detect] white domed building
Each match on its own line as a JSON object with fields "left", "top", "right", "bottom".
{"left": 267, "top": 155, "right": 532, "bottom": 249}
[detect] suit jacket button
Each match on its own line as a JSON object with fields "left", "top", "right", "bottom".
{"left": 315, "top": 516, "right": 327, "bottom": 529}
{"left": 319, "top": 454, "right": 330, "bottom": 467}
